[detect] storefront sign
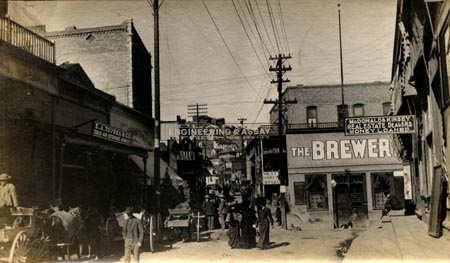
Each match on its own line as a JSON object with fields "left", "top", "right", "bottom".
{"left": 92, "top": 122, "right": 132, "bottom": 145}
{"left": 263, "top": 171, "right": 280, "bottom": 185}
{"left": 345, "top": 115, "right": 415, "bottom": 135}
{"left": 287, "top": 133, "right": 402, "bottom": 168}
{"left": 179, "top": 126, "right": 271, "bottom": 140}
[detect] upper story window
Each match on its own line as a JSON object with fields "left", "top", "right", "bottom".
{"left": 306, "top": 106, "right": 317, "bottom": 127}
{"left": 382, "top": 102, "right": 392, "bottom": 115}
{"left": 353, "top": 103, "right": 365, "bottom": 117}
{"left": 337, "top": 104, "right": 348, "bottom": 126}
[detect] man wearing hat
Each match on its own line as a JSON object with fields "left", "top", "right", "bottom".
{"left": 202, "top": 195, "right": 217, "bottom": 230}
{"left": 122, "top": 207, "right": 144, "bottom": 263}
{"left": 0, "top": 173, "right": 19, "bottom": 227}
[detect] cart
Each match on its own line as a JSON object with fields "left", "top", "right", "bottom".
{"left": 0, "top": 207, "right": 49, "bottom": 263}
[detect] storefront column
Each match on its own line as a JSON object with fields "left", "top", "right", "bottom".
{"left": 57, "top": 142, "right": 66, "bottom": 198}
{"left": 366, "top": 172, "right": 373, "bottom": 211}
{"left": 143, "top": 156, "right": 147, "bottom": 206}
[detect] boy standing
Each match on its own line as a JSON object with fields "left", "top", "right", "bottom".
{"left": 122, "top": 207, "right": 144, "bottom": 263}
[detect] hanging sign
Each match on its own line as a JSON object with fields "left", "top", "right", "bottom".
{"left": 92, "top": 122, "right": 132, "bottom": 145}
{"left": 345, "top": 115, "right": 415, "bottom": 135}
{"left": 263, "top": 171, "right": 280, "bottom": 185}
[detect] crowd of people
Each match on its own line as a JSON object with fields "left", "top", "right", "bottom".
{"left": 201, "top": 187, "right": 276, "bottom": 250}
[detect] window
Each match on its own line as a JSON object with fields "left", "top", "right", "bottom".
{"left": 353, "top": 103, "right": 364, "bottom": 117}
{"left": 382, "top": 102, "right": 392, "bottom": 115}
{"left": 305, "top": 174, "right": 328, "bottom": 210}
{"left": 306, "top": 106, "right": 317, "bottom": 127}
{"left": 294, "top": 182, "right": 307, "bottom": 205}
{"left": 337, "top": 104, "right": 348, "bottom": 127}
{"left": 372, "top": 172, "right": 392, "bottom": 209}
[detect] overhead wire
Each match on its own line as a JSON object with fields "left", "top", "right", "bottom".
{"left": 241, "top": 0, "right": 271, "bottom": 59}
{"left": 265, "top": 0, "right": 281, "bottom": 53}
{"left": 201, "top": 0, "right": 258, "bottom": 95}
{"left": 277, "top": 0, "right": 290, "bottom": 54}
{"left": 255, "top": 0, "right": 276, "bottom": 55}
{"left": 231, "top": 0, "right": 268, "bottom": 73}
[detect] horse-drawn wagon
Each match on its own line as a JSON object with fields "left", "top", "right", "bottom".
{"left": 0, "top": 207, "right": 49, "bottom": 263}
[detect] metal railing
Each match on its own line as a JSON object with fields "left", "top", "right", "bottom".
{"left": 258, "top": 122, "right": 343, "bottom": 135}
{"left": 0, "top": 16, "right": 54, "bottom": 63}
{"left": 287, "top": 122, "right": 343, "bottom": 130}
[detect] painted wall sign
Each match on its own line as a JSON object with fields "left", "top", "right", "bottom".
{"left": 345, "top": 115, "right": 415, "bottom": 135}
{"left": 179, "top": 126, "right": 271, "bottom": 140}
{"left": 92, "top": 121, "right": 132, "bottom": 145}
{"left": 263, "top": 171, "right": 280, "bottom": 185}
{"left": 287, "top": 133, "right": 402, "bottom": 168}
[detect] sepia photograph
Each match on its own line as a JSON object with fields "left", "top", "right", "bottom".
{"left": 1, "top": 0, "right": 450, "bottom": 262}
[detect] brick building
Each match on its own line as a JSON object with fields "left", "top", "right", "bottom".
{"left": 40, "top": 21, "right": 152, "bottom": 116}
{"left": 248, "top": 82, "right": 406, "bottom": 228}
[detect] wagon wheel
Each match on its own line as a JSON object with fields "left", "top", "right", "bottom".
{"left": 148, "top": 214, "right": 155, "bottom": 253}
{"left": 8, "top": 231, "right": 30, "bottom": 263}
{"left": 27, "top": 239, "right": 49, "bottom": 263}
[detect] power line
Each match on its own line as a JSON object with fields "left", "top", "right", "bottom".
{"left": 266, "top": 0, "right": 281, "bottom": 53}
{"left": 231, "top": 0, "right": 268, "bottom": 73}
{"left": 202, "top": 0, "right": 258, "bottom": 95}
{"left": 254, "top": 0, "right": 276, "bottom": 55}
{"left": 241, "top": 0, "right": 271, "bottom": 59}
{"left": 277, "top": 0, "right": 290, "bottom": 54}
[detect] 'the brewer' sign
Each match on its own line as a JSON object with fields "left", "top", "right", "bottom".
{"left": 345, "top": 115, "right": 415, "bottom": 135}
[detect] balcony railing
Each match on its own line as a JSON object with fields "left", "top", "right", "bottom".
{"left": 259, "top": 122, "right": 344, "bottom": 135}
{"left": 287, "top": 122, "right": 343, "bottom": 130}
{"left": 0, "top": 16, "right": 54, "bottom": 63}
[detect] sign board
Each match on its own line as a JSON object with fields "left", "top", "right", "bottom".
{"left": 287, "top": 133, "right": 402, "bottom": 168}
{"left": 345, "top": 115, "right": 415, "bottom": 135}
{"left": 179, "top": 125, "right": 272, "bottom": 141}
{"left": 263, "top": 171, "right": 280, "bottom": 185}
{"left": 92, "top": 122, "right": 132, "bottom": 145}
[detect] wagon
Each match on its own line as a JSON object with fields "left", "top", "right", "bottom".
{"left": 0, "top": 207, "right": 49, "bottom": 263}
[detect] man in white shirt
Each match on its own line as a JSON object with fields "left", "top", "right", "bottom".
{"left": 0, "top": 173, "right": 19, "bottom": 227}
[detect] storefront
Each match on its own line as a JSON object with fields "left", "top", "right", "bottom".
{"left": 286, "top": 132, "right": 405, "bottom": 227}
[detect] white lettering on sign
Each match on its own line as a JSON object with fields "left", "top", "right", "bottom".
{"left": 300, "top": 138, "right": 393, "bottom": 160}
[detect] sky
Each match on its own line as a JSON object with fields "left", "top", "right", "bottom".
{"left": 9, "top": 0, "right": 397, "bottom": 126}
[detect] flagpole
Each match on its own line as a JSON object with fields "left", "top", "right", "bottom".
{"left": 338, "top": 3, "right": 345, "bottom": 106}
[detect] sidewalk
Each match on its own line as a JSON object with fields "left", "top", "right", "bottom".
{"left": 343, "top": 214, "right": 450, "bottom": 263}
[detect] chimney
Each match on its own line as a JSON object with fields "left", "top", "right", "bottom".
{"left": 0, "top": 0, "right": 8, "bottom": 16}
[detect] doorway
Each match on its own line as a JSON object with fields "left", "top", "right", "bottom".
{"left": 333, "top": 173, "right": 368, "bottom": 228}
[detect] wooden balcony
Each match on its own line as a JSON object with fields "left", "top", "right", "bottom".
{"left": 260, "top": 122, "right": 344, "bottom": 135}
{"left": 0, "top": 16, "right": 54, "bottom": 63}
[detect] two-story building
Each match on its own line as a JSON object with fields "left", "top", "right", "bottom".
{"left": 264, "top": 82, "right": 406, "bottom": 228}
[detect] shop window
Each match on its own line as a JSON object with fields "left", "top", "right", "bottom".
{"left": 294, "top": 182, "right": 307, "bottom": 205}
{"left": 337, "top": 104, "right": 348, "bottom": 127}
{"left": 306, "top": 106, "right": 317, "bottom": 127}
{"left": 382, "top": 102, "right": 392, "bottom": 115}
{"left": 372, "top": 172, "right": 393, "bottom": 209}
{"left": 353, "top": 103, "right": 364, "bottom": 117}
{"left": 305, "top": 174, "right": 328, "bottom": 210}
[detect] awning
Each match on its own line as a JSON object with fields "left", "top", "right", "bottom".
{"left": 61, "top": 131, "right": 148, "bottom": 158}
{"left": 129, "top": 152, "right": 183, "bottom": 185}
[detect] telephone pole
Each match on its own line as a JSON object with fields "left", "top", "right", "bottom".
{"left": 238, "top": 118, "right": 247, "bottom": 182}
{"left": 153, "top": 0, "right": 161, "bottom": 215}
{"left": 188, "top": 103, "right": 208, "bottom": 128}
{"left": 264, "top": 54, "right": 297, "bottom": 230}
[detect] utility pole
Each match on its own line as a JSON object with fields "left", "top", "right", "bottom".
{"left": 153, "top": 0, "right": 161, "bottom": 216}
{"left": 337, "top": 4, "right": 348, "bottom": 126}
{"left": 188, "top": 103, "right": 208, "bottom": 128}
{"left": 264, "top": 54, "right": 297, "bottom": 230}
{"left": 238, "top": 118, "right": 247, "bottom": 182}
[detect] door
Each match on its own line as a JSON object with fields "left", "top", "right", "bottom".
{"left": 333, "top": 173, "right": 368, "bottom": 228}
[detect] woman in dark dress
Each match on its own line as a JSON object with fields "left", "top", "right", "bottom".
{"left": 256, "top": 200, "right": 274, "bottom": 249}
{"left": 240, "top": 200, "right": 256, "bottom": 248}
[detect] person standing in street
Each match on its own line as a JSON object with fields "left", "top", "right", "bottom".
{"left": 202, "top": 195, "right": 216, "bottom": 230}
{"left": 255, "top": 199, "right": 274, "bottom": 250}
{"left": 240, "top": 199, "right": 256, "bottom": 249}
{"left": 218, "top": 194, "right": 228, "bottom": 230}
{"left": 122, "top": 207, "right": 144, "bottom": 263}
{"left": 0, "top": 173, "right": 19, "bottom": 227}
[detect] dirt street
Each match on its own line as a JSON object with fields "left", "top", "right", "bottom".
{"left": 102, "top": 223, "right": 360, "bottom": 263}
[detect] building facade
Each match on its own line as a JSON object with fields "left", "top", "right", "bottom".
{"left": 266, "top": 82, "right": 406, "bottom": 228}
{"left": 39, "top": 21, "right": 152, "bottom": 116}
{"left": 390, "top": 0, "right": 450, "bottom": 237}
